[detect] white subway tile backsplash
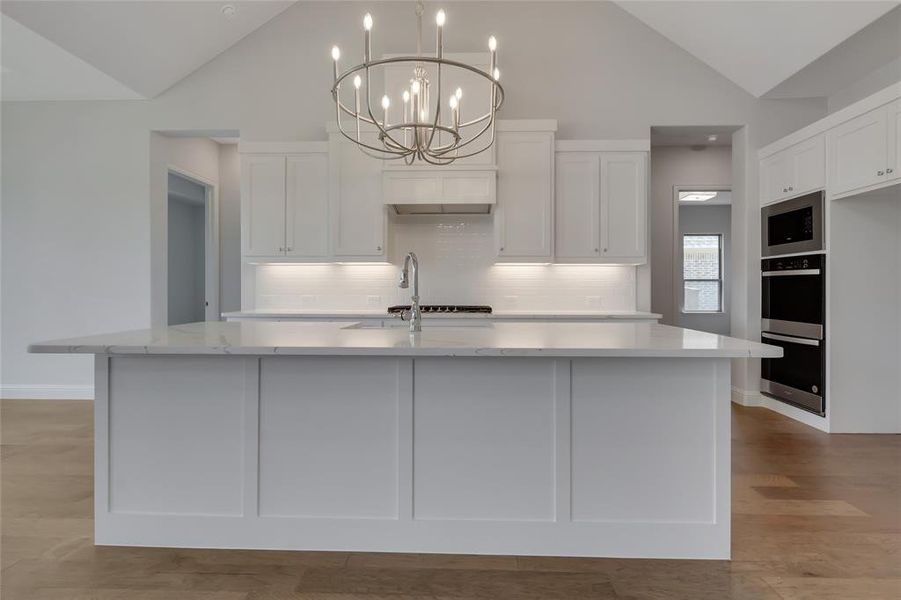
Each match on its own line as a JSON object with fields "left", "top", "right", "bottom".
{"left": 251, "top": 217, "right": 637, "bottom": 312}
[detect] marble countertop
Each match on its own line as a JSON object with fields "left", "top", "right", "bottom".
{"left": 221, "top": 309, "right": 663, "bottom": 320}
{"left": 30, "top": 321, "right": 781, "bottom": 359}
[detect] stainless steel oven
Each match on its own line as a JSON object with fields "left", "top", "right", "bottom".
{"left": 760, "top": 253, "right": 825, "bottom": 416}
{"left": 761, "top": 191, "right": 824, "bottom": 257}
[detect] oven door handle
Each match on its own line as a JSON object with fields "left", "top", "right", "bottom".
{"left": 761, "top": 332, "right": 821, "bottom": 347}
{"left": 761, "top": 269, "right": 821, "bottom": 277}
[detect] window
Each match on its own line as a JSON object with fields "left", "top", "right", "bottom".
{"left": 683, "top": 234, "right": 723, "bottom": 312}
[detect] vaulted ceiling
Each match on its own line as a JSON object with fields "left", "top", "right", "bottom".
{"left": 2, "top": 1, "right": 898, "bottom": 102}
{"left": 1, "top": 0, "right": 295, "bottom": 100}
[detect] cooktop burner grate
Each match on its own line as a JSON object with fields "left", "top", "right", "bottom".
{"left": 387, "top": 305, "right": 493, "bottom": 314}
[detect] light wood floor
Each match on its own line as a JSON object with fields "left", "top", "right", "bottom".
{"left": 1, "top": 400, "right": 899, "bottom": 599}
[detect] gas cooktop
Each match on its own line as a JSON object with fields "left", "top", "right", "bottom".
{"left": 387, "top": 305, "right": 493, "bottom": 314}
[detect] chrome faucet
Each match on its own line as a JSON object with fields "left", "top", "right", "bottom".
{"left": 398, "top": 252, "right": 422, "bottom": 333}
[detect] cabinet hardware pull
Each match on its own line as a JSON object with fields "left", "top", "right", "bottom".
{"left": 278, "top": 247, "right": 284, "bottom": 252}
{"left": 499, "top": 247, "right": 504, "bottom": 252}
{"left": 594, "top": 248, "right": 599, "bottom": 253}
{"left": 782, "top": 188, "right": 787, "bottom": 193}
{"left": 376, "top": 246, "right": 382, "bottom": 251}
{"left": 888, "top": 168, "right": 895, "bottom": 174}
{"left": 788, "top": 186, "right": 793, "bottom": 191}
{"left": 286, "top": 247, "right": 293, "bottom": 251}
{"left": 878, "top": 170, "right": 885, "bottom": 176}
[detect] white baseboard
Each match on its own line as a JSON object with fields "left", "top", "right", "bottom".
{"left": 730, "top": 387, "right": 761, "bottom": 407}
{"left": 731, "top": 386, "right": 829, "bottom": 432}
{"left": 1, "top": 385, "right": 94, "bottom": 400}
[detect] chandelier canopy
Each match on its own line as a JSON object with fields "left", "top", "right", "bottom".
{"left": 330, "top": 1, "right": 504, "bottom": 165}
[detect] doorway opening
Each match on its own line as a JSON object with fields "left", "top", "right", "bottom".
{"left": 674, "top": 186, "right": 732, "bottom": 335}
{"left": 167, "top": 169, "right": 218, "bottom": 325}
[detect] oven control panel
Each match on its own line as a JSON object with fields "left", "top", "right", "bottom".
{"left": 761, "top": 254, "right": 824, "bottom": 272}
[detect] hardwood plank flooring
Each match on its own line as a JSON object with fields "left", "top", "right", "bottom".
{"left": 1, "top": 399, "right": 899, "bottom": 599}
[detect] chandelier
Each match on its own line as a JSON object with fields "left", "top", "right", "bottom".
{"left": 330, "top": 1, "right": 504, "bottom": 165}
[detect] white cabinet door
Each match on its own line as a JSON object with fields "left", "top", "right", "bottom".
{"left": 495, "top": 132, "right": 554, "bottom": 260}
{"left": 285, "top": 153, "right": 329, "bottom": 258}
{"left": 241, "top": 155, "right": 286, "bottom": 257}
{"left": 887, "top": 99, "right": 901, "bottom": 184}
{"left": 789, "top": 135, "right": 825, "bottom": 197}
{"left": 829, "top": 107, "right": 889, "bottom": 196}
{"left": 600, "top": 153, "right": 646, "bottom": 262}
{"left": 555, "top": 152, "right": 600, "bottom": 259}
{"left": 330, "top": 133, "right": 386, "bottom": 258}
{"left": 760, "top": 152, "right": 789, "bottom": 205}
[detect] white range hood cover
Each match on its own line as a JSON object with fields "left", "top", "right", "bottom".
{"left": 382, "top": 167, "right": 497, "bottom": 215}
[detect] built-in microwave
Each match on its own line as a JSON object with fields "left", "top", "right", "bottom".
{"left": 761, "top": 191, "right": 824, "bottom": 257}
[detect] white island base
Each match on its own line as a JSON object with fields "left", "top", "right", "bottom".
{"left": 93, "top": 353, "right": 731, "bottom": 559}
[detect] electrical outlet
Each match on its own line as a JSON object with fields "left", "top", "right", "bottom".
{"left": 585, "top": 296, "right": 602, "bottom": 309}
{"left": 367, "top": 295, "right": 381, "bottom": 307}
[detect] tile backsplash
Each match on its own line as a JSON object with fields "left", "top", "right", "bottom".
{"left": 250, "top": 216, "right": 637, "bottom": 312}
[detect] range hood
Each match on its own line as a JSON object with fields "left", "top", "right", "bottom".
{"left": 382, "top": 167, "right": 497, "bottom": 215}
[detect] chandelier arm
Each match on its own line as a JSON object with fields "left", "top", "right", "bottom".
{"left": 425, "top": 58, "right": 443, "bottom": 151}
{"left": 363, "top": 64, "right": 408, "bottom": 151}
{"left": 431, "top": 114, "right": 494, "bottom": 156}
{"left": 335, "top": 113, "right": 409, "bottom": 157}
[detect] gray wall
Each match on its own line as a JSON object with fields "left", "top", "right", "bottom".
{"left": 2, "top": 1, "right": 827, "bottom": 393}
{"left": 677, "top": 204, "right": 732, "bottom": 336}
{"left": 167, "top": 195, "right": 205, "bottom": 325}
{"left": 649, "top": 146, "right": 732, "bottom": 326}
{"left": 218, "top": 144, "right": 242, "bottom": 314}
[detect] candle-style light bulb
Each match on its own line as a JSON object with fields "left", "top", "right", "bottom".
{"left": 455, "top": 87, "right": 463, "bottom": 100}
{"left": 435, "top": 9, "right": 445, "bottom": 59}
{"left": 363, "top": 13, "right": 373, "bottom": 62}
{"left": 331, "top": 46, "right": 341, "bottom": 82}
{"left": 493, "top": 67, "right": 500, "bottom": 81}
{"left": 403, "top": 90, "right": 410, "bottom": 103}
{"left": 381, "top": 95, "right": 391, "bottom": 110}
{"left": 488, "top": 36, "right": 497, "bottom": 74}
{"left": 449, "top": 96, "right": 458, "bottom": 110}
{"left": 353, "top": 75, "right": 362, "bottom": 89}
{"left": 449, "top": 95, "right": 459, "bottom": 130}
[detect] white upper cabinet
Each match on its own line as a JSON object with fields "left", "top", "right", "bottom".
{"left": 241, "top": 149, "right": 330, "bottom": 259}
{"left": 600, "top": 153, "right": 646, "bottom": 261}
{"left": 759, "top": 135, "right": 825, "bottom": 205}
{"left": 329, "top": 132, "right": 386, "bottom": 259}
{"left": 555, "top": 152, "right": 600, "bottom": 259}
{"left": 241, "top": 155, "right": 287, "bottom": 257}
{"left": 495, "top": 131, "right": 554, "bottom": 260}
{"left": 828, "top": 106, "right": 890, "bottom": 197}
{"left": 286, "top": 154, "right": 329, "bottom": 258}
{"left": 554, "top": 150, "right": 647, "bottom": 264}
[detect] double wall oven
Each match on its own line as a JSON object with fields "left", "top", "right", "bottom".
{"left": 760, "top": 192, "right": 826, "bottom": 416}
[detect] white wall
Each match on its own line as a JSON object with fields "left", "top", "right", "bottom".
{"left": 649, "top": 146, "right": 732, "bottom": 325}
{"left": 1, "top": 1, "right": 827, "bottom": 397}
{"left": 677, "top": 204, "right": 732, "bottom": 335}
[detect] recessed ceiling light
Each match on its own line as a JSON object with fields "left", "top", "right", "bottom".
{"left": 707, "top": 134, "right": 718, "bottom": 142}
{"left": 679, "top": 191, "right": 718, "bottom": 202}
{"left": 221, "top": 5, "right": 236, "bottom": 19}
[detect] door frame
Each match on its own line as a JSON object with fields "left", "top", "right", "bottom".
{"left": 672, "top": 185, "right": 731, "bottom": 320}
{"left": 167, "top": 166, "right": 220, "bottom": 322}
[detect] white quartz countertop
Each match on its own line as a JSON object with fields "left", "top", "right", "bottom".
{"left": 30, "top": 321, "right": 781, "bottom": 358}
{"left": 221, "top": 309, "right": 662, "bottom": 320}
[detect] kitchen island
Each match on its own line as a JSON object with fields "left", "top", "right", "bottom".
{"left": 31, "top": 321, "right": 780, "bottom": 559}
